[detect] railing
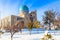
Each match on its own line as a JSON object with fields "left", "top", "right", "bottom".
{"left": 1, "top": 28, "right": 60, "bottom": 35}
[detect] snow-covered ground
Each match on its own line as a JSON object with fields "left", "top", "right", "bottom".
{"left": 0, "top": 29, "right": 60, "bottom": 40}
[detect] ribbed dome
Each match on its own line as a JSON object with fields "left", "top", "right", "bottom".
{"left": 20, "top": 5, "right": 29, "bottom": 13}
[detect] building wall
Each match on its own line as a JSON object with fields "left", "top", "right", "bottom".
{"left": 29, "top": 10, "right": 37, "bottom": 22}
{"left": 24, "top": 13, "right": 30, "bottom": 27}
{"left": 18, "top": 11, "right": 30, "bottom": 27}
{"left": 10, "top": 15, "right": 24, "bottom": 26}
{"left": 18, "top": 10, "right": 37, "bottom": 27}
{"left": 0, "top": 16, "right": 11, "bottom": 30}
{"left": 0, "top": 10, "right": 37, "bottom": 30}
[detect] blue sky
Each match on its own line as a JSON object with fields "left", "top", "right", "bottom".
{"left": 0, "top": 0, "right": 60, "bottom": 22}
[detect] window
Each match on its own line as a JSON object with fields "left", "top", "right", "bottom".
{"left": 17, "top": 17, "right": 23, "bottom": 20}
{"left": 30, "top": 14, "right": 32, "bottom": 16}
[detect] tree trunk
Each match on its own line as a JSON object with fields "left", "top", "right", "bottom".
{"left": 53, "top": 21, "right": 56, "bottom": 35}
{"left": 0, "top": 34, "right": 1, "bottom": 38}
{"left": 20, "top": 30, "right": 22, "bottom": 34}
{"left": 11, "top": 35, "right": 13, "bottom": 40}
{"left": 29, "top": 30, "right": 31, "bottom": 35}
{"left": 37, "top": 28, "right": 39, "bottom": 33}
{"left": 49, "top": 23, "right": 51, "bottom": 30}
{"left": 11, "top": 34, "right": 13, "bottom": 40}
{"left": 19, "top": 28, "right": 22, "bottom": 34}
{"left": 11, "top": 32, "right": 14, "bottom": 40}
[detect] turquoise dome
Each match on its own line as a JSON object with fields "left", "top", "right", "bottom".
{"left": 20, "top": 5, "right": 29, "bottom": 13}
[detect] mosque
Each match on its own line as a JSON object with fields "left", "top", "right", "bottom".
{"left": 0, "top": 5, "right": 37, "bottom": 30}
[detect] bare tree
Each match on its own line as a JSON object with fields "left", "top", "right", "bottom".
{"left": 43, "top": 10, "right": 56, "bottom": 30}
{"left": 3, "top": 20, "right": 24, "bottom": 40}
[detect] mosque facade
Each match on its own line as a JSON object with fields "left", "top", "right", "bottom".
{"left": 0, "top": 5, "right": 37, "bottom": 30}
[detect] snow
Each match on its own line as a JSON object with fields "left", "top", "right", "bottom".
{"left": 0, "top": 29, "right": 60, "bottom": 40}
